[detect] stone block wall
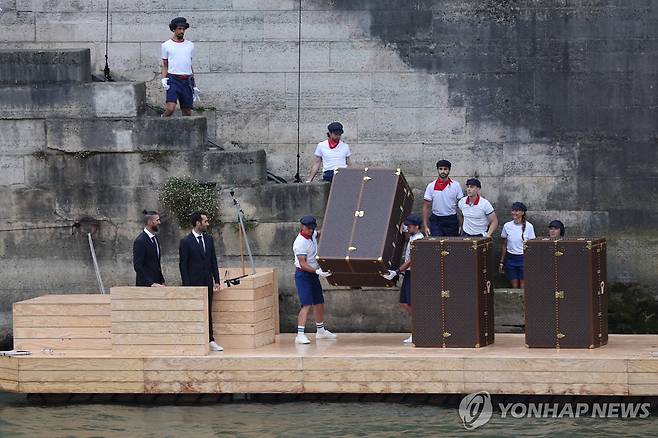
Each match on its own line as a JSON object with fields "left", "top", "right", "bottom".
{"left": 1, "top": 0, "right": 657, "bottom": 338}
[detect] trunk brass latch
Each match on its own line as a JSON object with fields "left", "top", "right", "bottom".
{"left": 555, "top": 291, "right": 565, "bottom": 299}
{"left": 354, "top": 210, "right": 364, "bottom": 217}
{"left": 441, "top": 290, "right": 450, "bottom": 298}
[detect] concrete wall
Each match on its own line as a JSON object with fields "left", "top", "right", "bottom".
{"left": 1, "top": 1, "right": 657, "bottom": 340}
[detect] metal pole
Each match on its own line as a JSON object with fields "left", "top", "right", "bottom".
{"left": 88, "top": 233, "right": 106, "bottom": 294}
{"left": 230, "top": 190, "right": 256, "bottom": 275}
{"left": 293, "top": 0, "right": 302, "bottom": 183}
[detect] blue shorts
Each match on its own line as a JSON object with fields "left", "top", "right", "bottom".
{"left": 399, "top": 271, "right": 411, "bottom": 305}
{"left": 322, "top": 170, "right": 334, "bottom": 182}
{"left": 166, "top": 74, "right": 194, "bottom": 109}
{"left": 429, "top": 214, "right": 459, "bottom": 237}
{"left": 295, "top": 269, "right": 324, "bottom": 306}
{"left": 504, "top": 253, "right": 525, "bottom": 281}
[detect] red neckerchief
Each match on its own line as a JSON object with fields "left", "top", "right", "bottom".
{"left": 433, "top": 177, "right": 452, "bottom": 191}
{"left": 466, "top": 194, "right": 480, "bottom": 205}
{"left": 299, "top": 230, "right": 313, "bottom": 240}
{"left": 328, "top": 138, "right": 339, "bottom": 149}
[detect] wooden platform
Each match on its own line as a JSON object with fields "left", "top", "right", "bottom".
{"left": 2, "top": 334, "right": 658, "bottom": 396}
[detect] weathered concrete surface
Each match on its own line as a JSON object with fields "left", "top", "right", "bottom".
{"left": 45, "top": 117, "right": 207, "bottom": 152}
{"left": 0, "top": 82, "right": 146, "bottom": 118}
{"left": 1, "top": 1, "right": 658, "bottom": 338}
{"left": 0, "top": 48, "right": 90, "bottom": 84}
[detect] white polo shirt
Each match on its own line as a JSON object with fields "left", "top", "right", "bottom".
{"left": 161, "top": 39, "right": 194, "bottom": 75}
{"left": 458, "top": 195, "right": 495, "bottom": 236}
{"left": 501, "top": 220, "right": 536, "bottom": 255}
{"left": 404, "top": 232, "right": 424, "bottom": 271}
{"left": 423, "top": 179, "right": 463, "bottom": 216}
{"left": 314, "top": 140, "right": 351, "bottom": 172}
{"left": 293, "top": 230, "right": 319, "bottom": 270}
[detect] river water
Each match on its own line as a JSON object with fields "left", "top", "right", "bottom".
{"left": 0, "top": 394, "right": 656, "bottom": 437}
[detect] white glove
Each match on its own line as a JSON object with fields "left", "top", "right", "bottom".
{"left": 193, "top": 86, "right": 201, "bottom": 102}
{"left": 382, "top": 270, "right": 398, "bottom": 280}
{"left": 315, "top": 268, "right": 331, "bottom": 278}
{"left": 161, "top": 77, "right": 170, "bottom": 90}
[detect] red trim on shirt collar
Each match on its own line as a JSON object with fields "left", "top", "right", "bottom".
{"left": 433, "top": 177, "right": 452, "bottom": 191}
{"left": 328, "top": 138, "right": 339, "bottom": 149}
{"left": 466, "top": 194, "right": 480, "bottom": 205}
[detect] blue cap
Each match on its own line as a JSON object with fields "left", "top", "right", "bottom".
{"left": 511, "top": 202, "right": 527, "bottom": 212}
{"left": 548, "top": 220, "right": 565, "bottom": 236}
{"left": 327, "top": 122, "right": 344, "bottom": 134}
{"left": 436, "top": 159, "right": 452, "bottom": 169}
{"left": 465, "top": 178, "right": 481, "bottom": 188}
{"left": 404, "top": 213, "right": 422, "bottom": 226}
{"left": 300, "top": 215, "right": 317, "bottom": 229}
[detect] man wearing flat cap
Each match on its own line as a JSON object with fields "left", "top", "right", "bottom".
{"left": 382, "top": 213, "right": 424, "bottom": 344}
{"left": 307, "top": 122, "right": 352, "bottom": 183}
{"left": 161, "top": 17, "right": 200, "bottom": 117}
{"left": 457, "top": 178, "right": 498, "bottom": 237}
{"left": 422, "top": 159, "right": 463, "bottom": 237}
{"left": 292, "top": 216, "right": 336, "bottom": 344}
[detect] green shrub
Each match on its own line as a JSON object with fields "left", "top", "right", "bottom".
{"left": 159, "top": 177, "right": 219, "bottom": 229}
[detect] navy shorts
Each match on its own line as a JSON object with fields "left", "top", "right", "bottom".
{"left": 322, "top": 170, "right": 334, "bottom": 182}
{"left": 429, "top": 214, "right": 459, "bottom": 237}
{"left": 504, "top": 253, "right": 525, "bottom": 281}
{"left": 166, "top": 74, "right": 194, "bottom": 109}
{"left": 399, "top": 271, "right": 411, "bottom": 305}
{"left": 295, "top": 269, "right": 324, "bottom": 306}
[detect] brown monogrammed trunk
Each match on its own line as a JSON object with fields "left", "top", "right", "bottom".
{"left": 411, "top": 237, "right": 495, "bottom": 348}
{"left": 524, "top": 238, "right": 608, "bottom": 348}
{"left": 317, "top": 168, "right": 414, "bottom": 286}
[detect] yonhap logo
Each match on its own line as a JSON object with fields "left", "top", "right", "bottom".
{"left": 459, "top": 391, "right": 493, "bottom": 430}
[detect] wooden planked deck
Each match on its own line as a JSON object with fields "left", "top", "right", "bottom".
{"left": 1, "top": 334, "right": 658, "bottom": 396}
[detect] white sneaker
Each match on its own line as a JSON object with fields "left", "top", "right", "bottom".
{"left": 403, "top": 335, "right": 413, "bottom": 344}
{"left": 316, "top": 328, "right": 337, "bottom": 339}
{"left": 209, "top": 341, "right": 223, "bottom": 351}
{"left": 295, "top": 333, "right": 311, "bottom": 344}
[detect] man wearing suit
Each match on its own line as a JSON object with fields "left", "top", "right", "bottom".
{"left": 133, "top": 210, "right": 165, "bottom": 287}
{"left": 179, "top": 211, "right": 223, "bottom": 352}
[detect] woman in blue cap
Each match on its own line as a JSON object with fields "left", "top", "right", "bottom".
{"left": 382, "top": 213, "right": 424, "bottom": 344}
{"left": 499, "top": 202, "right": 536, "bottom": 288}
{"left": 306, "top": 122, "right": 352, "bottom": 183}
{"left": 548, "top": 220, "right": 565, "bottom": 239}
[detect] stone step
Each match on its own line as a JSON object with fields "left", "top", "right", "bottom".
{"left": 45, "top": 117, "right": 208, "bottom": 153}
{"left": 18, "top": 149, "right": 266, "bottom": 193}
{"left": 0, "top": 49, "right": 91, "bottom": 85}
{"left": 0, "top": 82, "right": 145, "bottom": 119}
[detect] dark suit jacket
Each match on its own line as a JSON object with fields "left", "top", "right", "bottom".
{"left": 179, "top": 232, "right": 220, "bottom": 287}
{"left": 133, "top": 231, "right": 165, "bottom": 286}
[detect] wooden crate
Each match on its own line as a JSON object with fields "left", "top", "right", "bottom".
{"left": 0, "top": 357, "right": 19, "bottom": 392}
{"left": 214, "top": 268, "right": 278, "bottom": 349}
{"left": 111, "top": 287, "right": 209, "bottom": 357}
{"left": 13, "top": 295, "right": 111, "bottom": 352}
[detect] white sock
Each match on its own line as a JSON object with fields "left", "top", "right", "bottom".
{"left": 316, "top": 322, "right": 324, "bottom": 331}
{"left": 297, "top": 325, "right": 305, "bottom": 335}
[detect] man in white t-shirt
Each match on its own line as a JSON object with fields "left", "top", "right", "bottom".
{"left": 306, "top": 122, "right": 351, "bottom": 183}
{"left": 160, "top": 17, "right": 200, "bottom": 117}
{"left": 457, "top": 178, "right": 498, "bottom": 237}
{"left": 292, "top": 216, "right": 336, "bottom": 344}
{"left": 422, "top": 159, "right": 463, "bottom": 237}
